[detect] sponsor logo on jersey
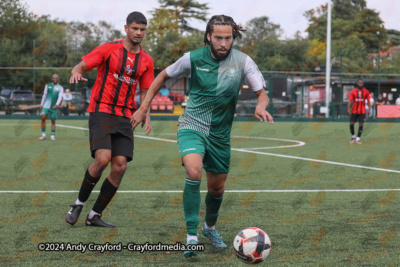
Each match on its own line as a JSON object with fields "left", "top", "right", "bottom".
{"left": 196, "top": 67, "right": 210, "bottom": 72}
{"left": 113, "top": 73, "right": 138, "bottom": 85}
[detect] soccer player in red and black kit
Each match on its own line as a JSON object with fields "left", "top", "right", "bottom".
{"left": 348, "top": 79, "right": 371, "bottom": 144}
{"left": 65, "top": 12, "right": 154, "bottom": 227}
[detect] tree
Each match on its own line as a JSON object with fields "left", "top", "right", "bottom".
{"left": 158, "top": 0, "right": 209, "bottom": 33}
{"left": 305, "top": 1, "right": 386, "bottom": 50}
{"left": 332, "top": 0, "right": 366, "bottom": 20}
{"left": 144, "top": 2, "right": 207, "bottom": 68}
{"left": 0, "top": 0, "right": 40, "bottom": 40}
{"left": 351, "top": 8, "right": 386, "bottom": 50}
{"left": 386, "top": 29, "right": 400, "bottom": 46}
{"left": 237, "top": 16, "right": 282, "bottom": 70}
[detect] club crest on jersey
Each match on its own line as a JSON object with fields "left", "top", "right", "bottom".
{"left": 227, "top": 67, "right": 238, "bottom": 77}
{"left": 125, "top": 65, "right": 133, "bottom": 75}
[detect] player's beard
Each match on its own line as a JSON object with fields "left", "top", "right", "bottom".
{"left": 357, "top": 85, "right": 363, "bottom": 89}
{"left": 130, "top": 36, "right": 142, "bottom": 46}
{"left": 210, "top": 41, "right": 232, "bottom": 60}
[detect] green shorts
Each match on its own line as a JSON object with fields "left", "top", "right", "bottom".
{"left": 41, "top": 107, "right": 58, "bottom": 119}
{"left": 177, "top": 129, "right": 230, "bottom": 173}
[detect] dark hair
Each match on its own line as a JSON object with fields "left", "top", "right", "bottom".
{"left": 126, "top": 11, "right": 147, "bottom": 26}
{"left": 204, "top": 15, "right": 244, "bottom": 45}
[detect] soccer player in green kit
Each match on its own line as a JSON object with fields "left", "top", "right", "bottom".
{"left": 131, "top": 15, "right": 273, "bottom": 257}
{"left": 39, "top": 74, "right": 64, "bottom": 140}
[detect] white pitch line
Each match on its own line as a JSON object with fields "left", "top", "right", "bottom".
{"left": 1, "top": 189, "right": 400, "bottom": 193}
{"left": 232, "top": 148, "right": 400, "bottom": 174}
{"left": 49, "top": 124, "right": 400, "bottom": 174}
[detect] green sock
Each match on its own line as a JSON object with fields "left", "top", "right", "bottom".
{"left": 183, "top": 178, "right": 201, "bottom": 236}
{"left": 42, "top": 128, "right": 45, "bottom": 135}
{"left": 205, "top": 192, "right": 223, "bottom": 227}
{"left": 51, "top": 129, "right": 55, "bottom": 136}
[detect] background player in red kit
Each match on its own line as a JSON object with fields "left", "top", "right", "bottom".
{"left": 348, "top": 79, "right": 371, "bottom": 144}
{"left": 65, "top": 11, "right": 154, "bottom": 227}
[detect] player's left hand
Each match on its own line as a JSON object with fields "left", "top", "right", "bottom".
{"left": 255, "top": 106, "right": 273, "bottom": 124}
{"left": 144, "top": 113, "right": 151, "bottom": 135}
{"left": 131, "top": 108, "right": 147, "bottom": 131}
{"left": 53, "top": 105, "right": 62, "bottom": 109}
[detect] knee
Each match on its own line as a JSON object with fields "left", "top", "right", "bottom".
{"left": 95, "top": 156, "right": 111, "bottom": 171}
{"left": 112, "top": 161, "right": 127, "bottom": 176}
{"left": 186, "top": 166, "right": 202, "bottom": 180}
{"left": 208, "top": 185, "right": 225, "bottom": 197}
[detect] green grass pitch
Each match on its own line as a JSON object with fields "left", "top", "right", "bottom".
{"left": 0, "top": 118, "right": 399, "bottom": 266}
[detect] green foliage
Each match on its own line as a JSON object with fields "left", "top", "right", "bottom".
{"left": 143, "top": 0, "right": 208, "bottom": 68}
{"left": 352, "top": 9, "right": 386, "bottom": 50}
{"left": 0, "top": 0, "right": 398, "bottom": 92}
{"left": 332, "top": 0, "right": 366, "bottom": 20}
{"left": 159, "top": 0, "right": 209, "bottom": 33}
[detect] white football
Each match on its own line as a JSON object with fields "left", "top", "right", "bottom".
{"left": 233, "top": 227, "right": 271, "bottom": 264}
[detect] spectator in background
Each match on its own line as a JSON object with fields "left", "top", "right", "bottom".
{"left": 396, "top": 95, "right": 400, "bottom": 105}
{"left": 376, "top": 94, "right": 386, "bottom": 106}
{"left": 382, "top": 93, "right": 389, "bottom": 104}
{"left": 62, "top": 89, "right": 73, "bottom": 116}
{"left": 159, "top": 86, "right": 170, "bottom": 96}
{"left": 367, "top": 92, "right": 375, "bottom": 118}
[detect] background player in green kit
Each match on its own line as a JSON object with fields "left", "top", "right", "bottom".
{"left": 39, "top": 74, "right": 64, "bottom": 141}
{"left": 131, "top": 15, "right": 273, "bottom": 257}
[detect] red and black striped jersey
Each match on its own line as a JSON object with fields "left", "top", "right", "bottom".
{"left": 348, "top": 88, "right": 371, "bottom": 114}
{"left": 83, "top": 40, "right": 154, "bottom": 118}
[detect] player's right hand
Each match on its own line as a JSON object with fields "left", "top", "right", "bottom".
{"left": 131, "top": 108, "right": 147, "bottom": 131}
{"left": 70, "top": 73, "right": 88, "bottom": 84}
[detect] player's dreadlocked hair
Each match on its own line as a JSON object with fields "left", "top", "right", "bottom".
{"left": 204, "top": 15, "right": 244, "bottom": 46}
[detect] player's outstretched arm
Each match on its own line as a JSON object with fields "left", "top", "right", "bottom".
{"left": 70, "top": 61, "right": 89, "bottom": 84}
{"left": 131, "top": 69, "right": 171, "bottom": 131}
{"left": 254, "top": 89, "right": 273, "bottom": 124}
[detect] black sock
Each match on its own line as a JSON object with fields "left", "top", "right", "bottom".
{"left": 358, "top": 126, "right": 363, "bottom": 138}
{"left": 92, "top": 178, "right": 118, "bottom": 214}
{"left": 350, "top": 125, "right": 355, "bottom": 136}
{"left": 78, "top": 169, "right": 100, "bottom": 203}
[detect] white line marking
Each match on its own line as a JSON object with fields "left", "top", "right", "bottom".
{"left": 7, "top": 124, "right": 393, "bottom": 174}
{"left": 57, "top": 124, "right": 89, "bottom": 131}
{"left": 230, "top": 135, "right": 306, "bottom": 150}
{"left": 1, "top": 189, "right": 399, "bottom": 193}
{"left": 232, "top": 148, "right": 400, "bottom": 173}
{"left": 56, "top": 124, "right": 399, "bottom": 173}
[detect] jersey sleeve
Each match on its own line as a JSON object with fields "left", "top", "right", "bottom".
{"left": 348, "top": 90, "right": 355, "bottom": 101}
{"left": 82, "top": 45, "right": 105, "bottom": 71}
{"left": 166, "top": 52, "right": 191, "bottom": 79}
{"left": 139, "top": 58, "right": 155, "bottom": 89}
{"left": 243, "top": 56, "right": 266, "bottom": 92}
{"left": 365, "top": 90, "right": 371, "bottom": 101}
{"left": 41, "top": 85, "right": 48, "bottom": 106}
{"left": 56, "top": 87, "right": 64, "bottom": 106}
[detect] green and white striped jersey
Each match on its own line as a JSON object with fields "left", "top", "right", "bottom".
{"left": 41, "top": 83, "right": 64, "bottom": 109}
{"left": 166, "top": 46, "right": 265, "bottom": 141}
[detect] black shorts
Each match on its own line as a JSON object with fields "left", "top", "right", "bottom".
{"left": 350, "top": 113, "right": 366, "bottom": 123}
{"left": 89, "top": 112, "right": 134, "bottom": 162}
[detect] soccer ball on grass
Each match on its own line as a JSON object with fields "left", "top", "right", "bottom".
{"left": 233, "top": 227, "right": 271, "bottom": 264}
